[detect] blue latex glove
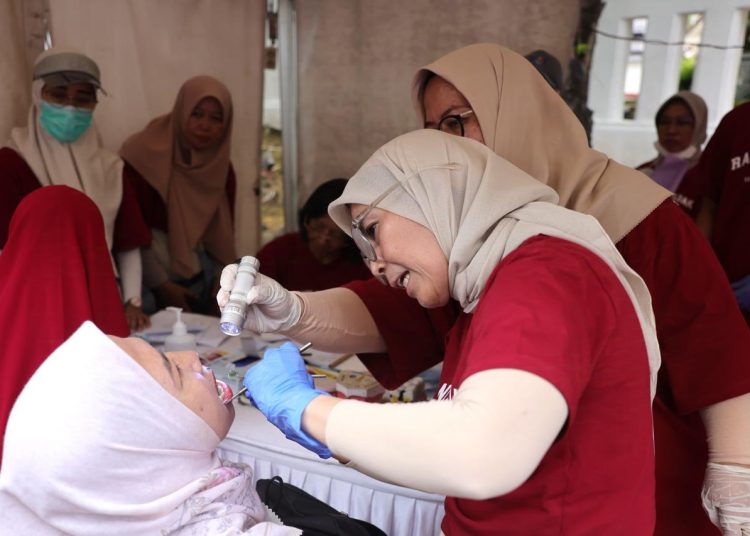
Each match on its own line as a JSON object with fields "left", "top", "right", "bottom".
{"left": 243, "top": 342, "right": 332, "bottom": 458}
{"left": 731, "top": 274, "right": 750, "bottom": 311}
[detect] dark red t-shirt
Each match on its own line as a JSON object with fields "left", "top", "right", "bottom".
{"left": 690, "top": 102, "right": 750, "bottom": 290}
{"left": 346, "top": 199, "right": 750, "bottom": 536}
{"left": 435, "top": 235, "right": 654, "bottom": 534}
{"left": 0, "top": 147, "right": 150, "bottom": 252}
{"left": 256, "top": 232, "right": 371, "bottom": 291}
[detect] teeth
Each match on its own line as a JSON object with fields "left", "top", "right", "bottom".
{"left": 399, "top": 272, "right": 410, "bottom": 289}
{"left": 216, "top": 380, "right": 233, "bottom": 403}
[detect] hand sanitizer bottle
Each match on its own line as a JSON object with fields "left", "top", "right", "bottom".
{"left": 164, "top": 307, "right": 197, "bottom": 352}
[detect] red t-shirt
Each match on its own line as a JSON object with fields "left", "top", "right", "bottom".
{"left": 636, "top": 158, "right": 703, "bottom": 218}
{"left": 347, "top": 199, "right": 750, "bottom": 536}
{"left": 690, "top": 103, "right": 750, "bottom": 287}
{"left": 256, "top": 232, "right": 371, "bottom": 291}
{"left": 0, "top": 147, "right": 150, "bottom": 252}
{"left": 436, "top": 235, "right": 654, "bottom": 534}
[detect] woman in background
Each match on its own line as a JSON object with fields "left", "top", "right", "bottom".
{"left": 121, "top": 75, "right": 237, "bottom": 314}
{"left": 0, "top": 186, "right": 129, "bottom": 464}
{"left": 256, "top": 178, "right": 371, "bottom": 291}
{"left": 0, "top": 47, "right": 151, "bottom": 332}
{"left": 637, "top": 91, "right": 708, "bottom": 217}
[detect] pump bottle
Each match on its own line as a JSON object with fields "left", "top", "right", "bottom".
{"left": 164, "top": 306, "right": 197, "bottom": 352}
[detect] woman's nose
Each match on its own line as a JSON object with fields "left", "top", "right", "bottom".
{"left": 368, "top": 259, "right": 386, "bottom": 277}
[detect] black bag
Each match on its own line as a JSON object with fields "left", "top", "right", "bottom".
{"left": 256, "top": 476, "right": 388, "bottom": 536}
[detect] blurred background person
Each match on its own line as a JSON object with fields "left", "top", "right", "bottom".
{"left": 121, "top": 75, "right": 237, "bottom": 315}
{"left": 637, "top": 91, "right": 708, "bottom": 218}
{"left": 0, "top": 47, "right": 151, "bottom": 332}
{"left": 0, "top": 186, "right": 129, "bottom": 465}
{"left": 256, "top": 178, "right": 371, "bottom": 291}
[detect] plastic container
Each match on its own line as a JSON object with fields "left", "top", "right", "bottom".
{"left": 163, "top": 307, "right": 197, "bottom": 352}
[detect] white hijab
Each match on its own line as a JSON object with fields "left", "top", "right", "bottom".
{"left": 0, "top": 321, "right": 298, "bottom": 536}
{"left": 329, "top": 130, "right": 660, "bottom": 397}
{"left": 7, "top": 60, "right": 122, "bottom": 254}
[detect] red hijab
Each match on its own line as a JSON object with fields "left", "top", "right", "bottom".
{"left": 0, "top": 186, "right": 128, "bottom": 463}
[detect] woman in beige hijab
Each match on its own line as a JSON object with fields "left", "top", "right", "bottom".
{"left": 122, "top": 75, "right": 237, "bottom": 313}
{"left": 235, "top": 130, "right": 660, "bottom": 534}
{"left": 637, "top": 91, "right": 708, "bottom": 216}
{"left": 218, "top": 45, "right": 750, "bottom": 535}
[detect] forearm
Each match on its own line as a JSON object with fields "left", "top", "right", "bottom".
{"left": 282, "top": 288, "right": 386, "bottom": 353}
{"left": 116, "top": 248, "right": 142, "bottom": 302}
{"left": 305, "top": 369, "right": 567, "bottom": 499}
{"left": 141, "top": 247, "right": 169, "bottom": 289}
{"left": 701, "top": 392, "right": 750, "bottom": 467}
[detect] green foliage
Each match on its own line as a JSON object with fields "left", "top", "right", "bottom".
{"left": 679, "top": 56, "right": 695, "bottom": 91}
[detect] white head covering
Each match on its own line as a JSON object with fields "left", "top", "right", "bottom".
{"left": 329, "top": 130, "right": 660, "bottom": 397}
{"left": 6, "top": 47, "right": 122, "bottom": 254}
{"left": 0, "top": 321, "right": 298, "bottom": 536}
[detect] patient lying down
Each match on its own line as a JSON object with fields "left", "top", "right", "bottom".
{"left": 0, "top": 321, "right": 299, "bottom": 536}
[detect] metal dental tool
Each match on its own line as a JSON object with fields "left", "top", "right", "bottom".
{"left": 225, "top": 342, "right": 313, "bottom": 404}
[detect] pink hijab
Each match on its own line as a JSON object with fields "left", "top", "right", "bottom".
{"left": 120, "top": 76, "right": 236, "bottom": 278}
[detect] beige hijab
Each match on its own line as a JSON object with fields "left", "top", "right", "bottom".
{"left": 120, "top": 76, "right": 236, "bottom": 279}
{"left": 653, "top": 90, "right": 708, "bottom": 165}
{"left": 329, "top": 130, "right": 660, "bottom": 397}
{"left": 412, "top": 43, "right": 671, "bottom": 243}
{"left": 7, "top": 48, "right": 122, "bottom": 254}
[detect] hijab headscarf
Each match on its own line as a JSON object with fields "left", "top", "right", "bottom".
{"left": 6, "top": 48, "right": 123, "bottom": 253}
{"left": 647, "top": 91, "right": 708, "bottom": 192}
{"left": 412, "top": 43, "right": 672, "bottom": 244}
{"left": 0, "top": 186, "right": 129, "bottom": 464}
{"left": 329, "top": 130, "right": 660, "bottom": 397}
{"left": 0, "top": 321, "right": 299, "bottom": 536}
{"left": 120, "top": 75, "right": 236, "bottom": 279}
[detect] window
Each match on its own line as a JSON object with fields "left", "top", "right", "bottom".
{"left": 623, "top": 17, "right": 648, "bottom": 119}
{"left": 679, "top": 13, "right": 704, "bottom": 91}
{"left": 735, "top": 11, "right": 750, "bottom": 106}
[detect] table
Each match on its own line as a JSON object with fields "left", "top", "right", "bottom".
{"left": 218, "top": 405, "right": 445, "bottom": 536}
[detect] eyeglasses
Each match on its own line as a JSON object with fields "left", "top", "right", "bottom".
{"left": 351, "top": 163, "right": 459, "bottom": 263}
{"left": 42, "top": 86, "right": 98, "bottom": 109}
{"left": 433, "top": 109, "right": 474, "bottom": 137}
{"left": 656, "top": 116, "right": 694, "bottom": 128}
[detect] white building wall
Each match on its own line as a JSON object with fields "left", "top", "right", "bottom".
{"left": 588, "top": 0, "right": 749, "bottom": 167}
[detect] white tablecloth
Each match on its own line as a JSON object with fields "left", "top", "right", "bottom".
{"left": 218, "top": 405, "right": 445, "bottom": 536}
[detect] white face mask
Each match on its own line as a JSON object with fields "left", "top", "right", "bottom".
{"left": 654, "top": 141, "right": 698, "bottom": 160}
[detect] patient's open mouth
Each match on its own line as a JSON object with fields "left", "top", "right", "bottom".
{"left": 216, "top": 379, "right": 233, "bottom": 403}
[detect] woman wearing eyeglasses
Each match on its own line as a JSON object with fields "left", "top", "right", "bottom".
{"left": 236, "top": 129, "right": 660, "bottom": 534}
{"left": 636, "top": 91, "right": 708, "bottom": 217}
{"left": 0, "top": 47, "right": 151, "bottom": 332}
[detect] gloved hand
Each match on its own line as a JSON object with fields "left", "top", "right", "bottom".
{"left": 217, "top": 264, "right": 302, "bottom": 333}
{"left": 702, "top": 462, "right": 750, "bottom": 535}
{"left": 243, "top": 342, "right": 332, "bottom": 458}
{"left": 731, "top": 275, "right": 750, "bottom": 312}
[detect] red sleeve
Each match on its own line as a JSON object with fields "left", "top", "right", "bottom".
{"left": 0, "top": 148, "right": 42, "bottom": 248}
{"left": 122, "top": 160, "right": 167, "bottom": 232}
{"left": 112, "top": 174, "right": 151, "bottom": 252}
{"left": 344, "top": 277, "right": 460, "bottom": 389}
{"left": 617, "top": 200, "right": 750, "bottom": 413}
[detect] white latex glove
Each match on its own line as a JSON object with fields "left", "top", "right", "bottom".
{"left": 702, "top": 462, "right": 750, "bottom": 535}
{"left": 217, "top": 263, "right": 302, "bottom": 333}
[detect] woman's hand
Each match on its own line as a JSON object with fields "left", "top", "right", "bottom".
{"left": 217, "top": 264, "right": 302, "bottom": 333}
{"left": 243, "top": 342, "right": 332, "bottom": 458}
{"left": 154, "top": 281, "right": 197, "bottom": 311}
{"left": 702, "top": 462, "right": 750, "bottom": 535}
{"left": 125, "top": 302, "right": 151, "bottom": 332}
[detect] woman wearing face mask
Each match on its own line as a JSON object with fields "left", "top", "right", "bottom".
{"left": 0, "top": 47, "right": 151, "bottom": 332}
{"left": 256, "top": 179, "right": 371, "bottom": 291}
{"left": 637, "top": 91, "right": 708, "bottom": 216}
{"left": 219, "top": 44, "right": 750, "bottom": 536}
{"left": 121, "top": 76, "right": 237, "bottom": 315}
{"left": 0, "top": 321, "right": 299, "bottom": 535}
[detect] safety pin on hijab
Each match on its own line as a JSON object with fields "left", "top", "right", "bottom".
{"left": 225, "top": 342, "right": 314, "bottom": 404}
